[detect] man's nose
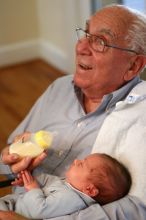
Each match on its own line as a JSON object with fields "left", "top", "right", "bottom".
{"left": 76, "top": 38, "right": 92, "bottom": 55}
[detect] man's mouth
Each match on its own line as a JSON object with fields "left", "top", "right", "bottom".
{"left": 78, "top": 63, "right": 92, "bottom": 70}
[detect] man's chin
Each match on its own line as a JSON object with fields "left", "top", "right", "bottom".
{"left": 74, "top": 72, "right": 83, "bottom": 85}
{"left": 73, "top": 74, "right": 89, "bottom": 89}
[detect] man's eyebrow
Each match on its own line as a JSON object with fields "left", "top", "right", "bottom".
{"left": 86, "top": 20, "right": 116, "bottom": 40}
{"left": 99, "top": 28, "right": 115, "bottom": 39}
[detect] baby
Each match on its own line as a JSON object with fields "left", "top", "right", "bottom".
{"left": 0, "top": 153, "right": 131, "bottom": 219}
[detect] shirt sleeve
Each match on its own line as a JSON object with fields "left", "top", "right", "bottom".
{"left": 0, "top": 154, "right": 14, "bottom": 176}
{"left": 15, "top": 187, "right": 87, "bottom": 219}
{"left": 42, "top": 196, "right": 146, "bottom": 220}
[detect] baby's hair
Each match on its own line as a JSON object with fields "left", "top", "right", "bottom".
{"left": 90, "top": 153, "right": 132, "bottom": 205}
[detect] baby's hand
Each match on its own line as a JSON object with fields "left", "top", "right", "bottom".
{"left": 11, "top": 173, "right": 24, "bottom": 186}
{"left": 21, "top": 170, "right": 40, "bottom": 191}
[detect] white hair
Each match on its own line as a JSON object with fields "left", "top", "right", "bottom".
{"left": 125, "top": 9, "right": 146, "bottom": 55}
{"left": 103, "top": 4, "right": 146, "bottom": 55}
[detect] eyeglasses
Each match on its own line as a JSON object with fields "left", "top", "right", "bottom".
{"left": 76, "top": 27, "right": 139, "bottom": 55}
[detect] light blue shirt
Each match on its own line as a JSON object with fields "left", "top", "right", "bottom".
{"left": 0, "top": 75, "right": 141, "bottom": 177}
{"left": 1, "top": 75, "right": 146, "bottom": 220}
{"left": 0, "top": 173, "right": 95, "bottom": 219}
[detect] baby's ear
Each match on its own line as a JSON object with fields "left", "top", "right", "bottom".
{"left": 83, "top": 183, "right": 99, "bottom": 197}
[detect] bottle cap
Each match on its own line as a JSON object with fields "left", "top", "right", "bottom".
{"left": 34, "top": 130, "right": 53, "bottom": 149}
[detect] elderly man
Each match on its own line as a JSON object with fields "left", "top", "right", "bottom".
{"left": 0, "top": 4, "right": 146, "bottom": 220}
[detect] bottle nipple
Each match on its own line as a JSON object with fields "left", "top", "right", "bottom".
{"left": 34, "top": 130, "right": 53, "bottom": 149}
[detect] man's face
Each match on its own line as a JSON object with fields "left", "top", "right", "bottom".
{"left": 66, "top": 154, "right": 102, "bottom": 190}
{"left": 74, "top": 7, "right": 136, "bottom": 98}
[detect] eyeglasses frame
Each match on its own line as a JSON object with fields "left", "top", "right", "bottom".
{"left": 76, "top": 27, "right": 139, "bottom": 55}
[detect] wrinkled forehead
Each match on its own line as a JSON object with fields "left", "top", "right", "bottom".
{"left": 87, "top": 6, "right": 134, "bottom": 40}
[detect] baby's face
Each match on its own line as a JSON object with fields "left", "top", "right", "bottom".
{"left": 66, "top": 153, "right": 103, "bottom": 190}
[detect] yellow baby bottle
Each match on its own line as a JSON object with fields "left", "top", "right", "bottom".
{"left": 9, "top": 130, "right": 53, "bottom": 158}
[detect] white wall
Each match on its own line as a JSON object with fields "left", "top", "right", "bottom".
{"left": 0, "top": 0, "right": 39, "bottom": 44}
{"left": 0, "top": 0, "right": 91, "bottom": 74}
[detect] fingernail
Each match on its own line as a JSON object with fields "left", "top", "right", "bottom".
{"left": 12, "top": 154, "right": 19, "bottom": 160}
{"left": 25, "top": 156, "right": 32, "bottom": 162}
{"left": 40, "top": 153, "right": 47, "bottom": 159}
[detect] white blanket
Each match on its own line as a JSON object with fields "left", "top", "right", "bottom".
{"left": 92, "top": 81, "right": 146, "bottom": 204}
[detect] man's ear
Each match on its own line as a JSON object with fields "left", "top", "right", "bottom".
{"left": 124, "top": 55, "right": 146, "bottom": 81}
{"left": 83, "top": 183, "right": 99, "bottom": 197}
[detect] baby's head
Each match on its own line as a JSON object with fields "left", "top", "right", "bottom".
{"left": 66, "top": 153, "right": 131, "bottom": 205}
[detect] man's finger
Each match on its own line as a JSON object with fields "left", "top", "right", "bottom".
{"left": 28, "top": 151, "right": 47, "bottom": 170}
{"left": 1, "top": 146, "right": 19, "bottom": 164}
{"left": 14, "top": 132, "right": 31, "bottom": 143}
{"left": 11, "top": 157, "right": 32, "bottom": 173}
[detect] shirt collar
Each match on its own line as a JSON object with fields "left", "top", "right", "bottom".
{"left": 73, "top": 76, "right": 141, "bottom": 112}
{"left": 106, "top": 76, "right": 141, "bottom": 110}
{"left": 65, "top": 182, "right": 96, "bottom": 206}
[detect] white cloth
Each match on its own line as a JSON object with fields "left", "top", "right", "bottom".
{"left": 92, "top": 81, "right": 146, "bottom": 204}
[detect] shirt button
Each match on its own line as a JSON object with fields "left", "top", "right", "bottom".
{"left": 77, "top": 122, "right": 83, "bottom": 127}
{"left": 56, "top": 150, "right": 64, "bottom": 157}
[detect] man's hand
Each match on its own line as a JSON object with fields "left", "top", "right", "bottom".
{"left": 1, "top": 146, "right": 20, "bottom": 165}
{"left": 1, "top": 132, "right": 32, "bottom": 171}
{"left": 1, "top": 146, "right": 33, "bottom": 173}
{"left": 1, "top": 132, "right": 48, "bottom": 174}
{"left": 2, "top": 146, "right": 47, "bottom": 174}
{"left": 0, "top": 211, "right": 30, "bottom": 220}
